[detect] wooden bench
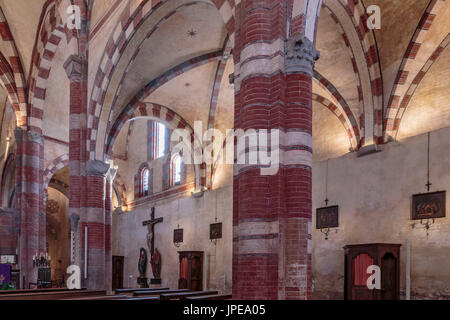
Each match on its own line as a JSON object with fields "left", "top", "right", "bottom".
{"left": 185, "top": 294, "right": 232, "bottom": 300}
{"left": 122, "top": 296, "right": 161, "bottom": 301}
{"left": 132, "top": 289, "right": 191, "bottom": 297}
{"left": 160, "top": 291, "right": 219, "bottom": 300}
{"left": 66, "top": 294, "right": 129, "bottom": 301}
{"left": 0, "top": 290, "right": 106, "bottom": 300}
{"left": 114, "top": 287, "right": 169, "bottom": 295}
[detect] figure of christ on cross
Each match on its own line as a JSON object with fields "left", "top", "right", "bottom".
{"left": 142, "top": 208, "right": 163, "bottom": 258}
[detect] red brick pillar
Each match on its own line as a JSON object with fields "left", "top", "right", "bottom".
{"left": 65, "top": 54, "right": 88, "bottom": 281}
{"left": 14, "top": 128, "right": 45, "bottom": 286}
{"left": 0, "top": 208, "right": 18, "bottom": 255}
{"left": 84, "top": 160, "right": 110, "bottom": 290}
{"left": 232, "top": 1, "right": 319, "bottom": 300}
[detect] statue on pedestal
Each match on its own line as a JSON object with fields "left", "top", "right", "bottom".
{"left": 137, "top": 248, "right": 148, "bottom": 288}
{"left": 151, "top": 248, "right": 162, "bottom": 284}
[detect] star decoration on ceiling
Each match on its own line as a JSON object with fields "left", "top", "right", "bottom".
{"left": 187, "top": 29, "right": 198, "bottom": 38}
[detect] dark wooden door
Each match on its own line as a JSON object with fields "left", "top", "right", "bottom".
{"left": 112, "top": 256, "right": 124, "bottom": 290}
{"left": 344, "top": 244, "right": 401, "bottom": 300}
{"left": 191, "top": 255, "right": 202, "bottom": 291}
{"left": 178, "top": 251, "right": 203, "bottom": 291}
{"left": 381, "top": 253, "right": 397, "bottom": 300}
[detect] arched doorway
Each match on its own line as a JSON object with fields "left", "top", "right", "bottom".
{"left": 45, "top": 166, "right": 70, "bottom": 286}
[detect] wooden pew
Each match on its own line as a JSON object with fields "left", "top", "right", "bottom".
{"left": 114, "top": 287, "right": 169, "bottom": 295}
{"left": 132, "top": 289, "right": 191, "bottom": 297}
{"left": 66, "top": 294, "right": 129, "bottom": 301}
{"left": 160, "top": 291, "right": 219, "bottom": 300}
{"left": 122, "top": 296, "right": 161, "bottom": 301}
{"left": 0, "top": 289, "right": 106, "bottom": 300}
{"left": 0, "top": 288, "right": 79, "bottom": 295}
{"left": 185, "top": 294, "right": 232, "bottom": 300}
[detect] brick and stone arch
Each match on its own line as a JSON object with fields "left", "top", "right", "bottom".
{"left": 389, "top": 33, "right": 450, "bottom": 140}
{"left": 312, "top": 93, "right": 360, "bottom": 150}
{"left": 87, "top": 0, "right": 234, "bottom": 161}
{"left": 89, "top": 0, "right": 229, "bottom": 158}
{"left": 28, "top": 0, "right": 65, "bottom": 133}
{"left": 43, "top": 154, "right": 70, "bottom": 195}
{"left": 313, "top": 71, "right": 361, "bottom": 149}
{"left": 0, "top": 8, "right": 28, "bottom": 128}
{"left": 101, "top": 51, "right": 222, "bottom": 190}
{"left": 384, "top": 0, "right": 447, "bottom": 141}
{"left": 0, "top": 153, "right": 15, "bottom": 208}
{"left": 322, "top": 0, "right": 382, "bottom": 146}
{"left": 105, "top": 102, "right": 204, "bottom": 191}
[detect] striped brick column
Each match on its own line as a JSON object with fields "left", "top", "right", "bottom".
{"left": 84, "top": 160, "right": 110, "bottom": 290}
{"left": 282, "top": 35, "right": 319, "bottom": 300}
{"left": 232, "top": 1, "right": 319, "bottom": 300}
{"left": 14, "top": 128, "right": 45, "bottom": 286}
{"left": 65, "top": 54, "right": 88, "bottom": 281}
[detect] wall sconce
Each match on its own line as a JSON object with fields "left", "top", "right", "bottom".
{"left": 192, "top": 188, "right": 206, "bottom": 198}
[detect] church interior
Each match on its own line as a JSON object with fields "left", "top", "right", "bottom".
{"left": 0, "top": 0, "right": 449, "bottom": 301}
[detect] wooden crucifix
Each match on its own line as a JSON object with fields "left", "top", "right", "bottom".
{"left": 142, "top": 208, "right": 163, "bottom": 257}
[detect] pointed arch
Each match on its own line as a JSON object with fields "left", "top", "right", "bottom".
{"left": 43, "top": 154, "right": 70, "bottom": 194}
{"left": 312, "top": 93, "right": 359, "bottom": 150}
{"left": 392, "top": 34, "right": 450, "bottom": 139}
{"left": 105, "top": 102, "right": 205, "bottom": 191}
{"left": 0, "top": 8, "right": 28, "bottom": 128}
{"left": 87, "top": 0, "right": 232, "bottom": 161}
{"left": 384, "top": 0, "right": 446, "bottom": 141}
{"left": 28, "top": 0, "right": 65, "bottom": 133}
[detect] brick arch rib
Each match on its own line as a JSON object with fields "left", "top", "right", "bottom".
{"left": 392, "top": 33, "right": 450, "bottom": 139}
{"left": 88, "top": 0, "right": 234, "bottom": 160}
{"left": 322, "top": 4, "right": 366, "bottom": 146}
{"left": 312, "top": 93, "right": 359, "bottom": 150}
{"left": 343, "top": 0, "right": 383, "bottom": 144}
{"left": 0, "top": 8, "right": 28, "bottom": 128}
{"left": 313, "top": 71, "right": 360, "bottom": 150}
{"left": 43, "top": 154, "right": 70, "bottom": 194}
{"left": 105, "top": 103, "right": 205, "bottom": 190}
{"left": 384, "top": 0, "right": 446, "bottom": 141}
{"left": 28, "top": 0, "right": 65, "bottom": 133}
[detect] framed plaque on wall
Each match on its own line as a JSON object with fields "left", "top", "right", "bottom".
{"left": 412, "top": 191, "right": 446, "bottom": 220}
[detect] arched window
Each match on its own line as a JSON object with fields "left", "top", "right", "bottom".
{"left": 141, "top": 167, "right": 150, "bottom": 196}
{"left": 171, "top": 154, "right": 182, "bottom": 186}
{"left": 157, "top": 122, "right": 166, "bottom": 158}
{"left": 149, "top": 121, "right": 169, "bottom": 160}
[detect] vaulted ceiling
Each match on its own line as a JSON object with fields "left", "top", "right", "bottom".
{"left": 0, "top": 0, "right": 448, "bottom": 164}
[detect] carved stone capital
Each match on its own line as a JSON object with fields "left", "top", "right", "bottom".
{"left": 86, "top": 160, "right": 110, "bottom": 177}
{"left": 64, "top": 55, "right": 88, "bottom": 81}
{"left": 13, "top": 128, "right": 43, "bottom": 144}
{"left": 285, "top": 35, "right": 320, "bottom": 76}
{"left": 27, "top": 131, "right": 43, "bottom": 144}
{"left": 70, "top": 213, "right": 80, "bottom": 232}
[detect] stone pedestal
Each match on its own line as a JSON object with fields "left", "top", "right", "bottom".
{"left": 137, "top": 277, "right": 148, "bottom": 288}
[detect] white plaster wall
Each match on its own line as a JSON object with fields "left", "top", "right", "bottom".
{"left": 312, "top": 125, "right": 450, "bottom": 300}
{"left": 112, "top": 185, "right": 233, "bottom": 294}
